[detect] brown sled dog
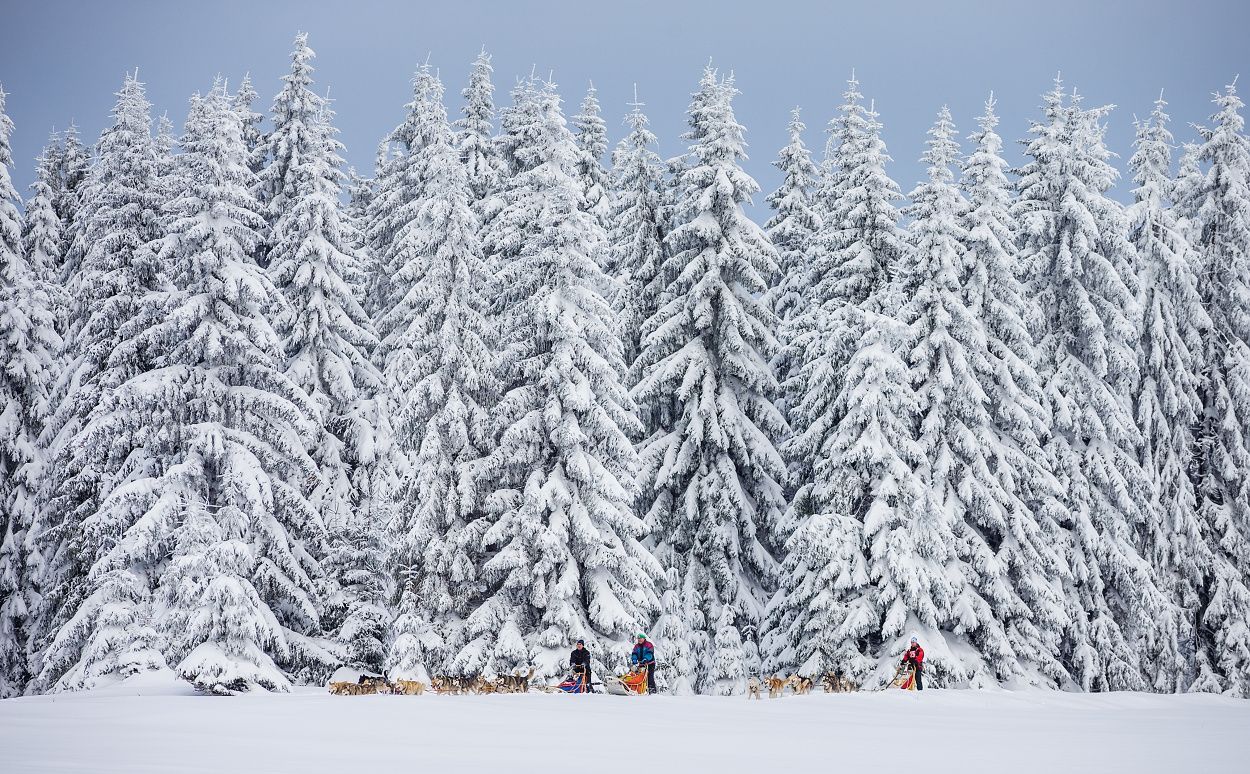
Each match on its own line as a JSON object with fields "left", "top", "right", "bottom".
{"left": 766, "top": 676, "right": 788, "bottom": 698}
{"left": 393, "top": 680, "right": 426, "bottom": 696}
{"left": 787, "top": 675, "right": 813, "bottom": 695}
{"left": 328, "top": 681, "right": 361, "bottom": 695}
{"left": 356, "top": 676, "right": 390, "bottom": 694}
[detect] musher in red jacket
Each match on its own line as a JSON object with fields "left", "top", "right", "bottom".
{"left": 901, "top": 637, "right": 925, "bottom": 691}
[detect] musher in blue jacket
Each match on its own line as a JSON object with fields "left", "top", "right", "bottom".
{"left": 630, "top": 633, "right": 657, "bottom": 694}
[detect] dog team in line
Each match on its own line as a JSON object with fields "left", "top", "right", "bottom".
{"left": 328, "top": 635, "right": 927, "bottom": 697}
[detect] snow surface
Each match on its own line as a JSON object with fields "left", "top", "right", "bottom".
{"left": 0, "top": 671, "right": 1245, "bottom": 773}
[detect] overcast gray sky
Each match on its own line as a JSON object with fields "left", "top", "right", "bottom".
{"left": 1, "top": 0, "right": 1246, "bottom": 208}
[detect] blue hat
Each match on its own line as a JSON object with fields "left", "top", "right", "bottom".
{"left": 576, "top": 639, "right": 584, "bottom": 645}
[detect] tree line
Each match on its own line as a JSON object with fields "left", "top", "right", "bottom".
{"left": 0, "top": 34, "right": 1247, "bottom": 697}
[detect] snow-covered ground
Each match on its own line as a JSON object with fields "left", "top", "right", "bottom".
{"left": 1, "top": 672, "right": 1245, "bottom": 773}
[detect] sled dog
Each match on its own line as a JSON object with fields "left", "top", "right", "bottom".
{"left": 766, "top": 675, "right": 788, "bottom": 698}
{"left": 822, "top": 673, "right": 858, "bottom": 693}
{"left": 787, "top": 675, "right": 813, "bottom": 695}
{"left": 499, "top": 667, "right": 536, "bottom": 694}
{"left": 393, "top": 680, "right": 426, "bottom": 696}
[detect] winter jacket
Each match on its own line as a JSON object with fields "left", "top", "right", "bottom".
{"left": 902, "top": 644, "right": 925, "bottom": 666}
{"left": 569, "top": 647, "right": 592, "bottom": 670}
{"left": 630, "top": 640, "right": 655, "bottom": 666}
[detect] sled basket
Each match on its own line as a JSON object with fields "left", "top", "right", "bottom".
{"left": 605, "top": 669, "right": 648, "bottom": 696}
{"left": 556, "top": 673, "right": 589, "bottom": 693}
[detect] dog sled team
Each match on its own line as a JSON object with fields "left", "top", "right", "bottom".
{"left": 745, "top": 637, "right": 924, "bottom": 698}
{"left": 329, "top": 669, "right": 536, "bottom": 697}
{"left": 329, "top": 634, "right": 926, "bottom": 697}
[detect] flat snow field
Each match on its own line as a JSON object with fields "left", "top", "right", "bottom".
{"left": 1, "top": 674, "right": 1246, "bottom": 773}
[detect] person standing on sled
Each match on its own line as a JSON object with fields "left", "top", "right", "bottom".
{"left": 569, "top": 639, "right": 593, "bottom": 693}
{"left": 630, "top": 634, "right": 656, "bottom": 694}
{"left": 901, "top": 636, "right": 925, "bottom": 691}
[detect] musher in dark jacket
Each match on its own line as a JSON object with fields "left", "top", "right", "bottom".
{"left": 569, "top": 639, "right": 593, "bottom": 692}
{"left": 630, "top": 633, "right": 656, "bottom": 694}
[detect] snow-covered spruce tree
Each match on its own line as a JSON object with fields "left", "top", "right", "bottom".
{"left": 259, "top": 33, "right": 388, "bottom": 673}
{"left": 958, "top": 95, "right": 1069, "bottom": 686}
{"left": 322, "top": 502, "right": 390, "bottom": 672}
{"left": 1190, "top": 80, "right": 1250, "bottom": 697}
{"left": 161, "top": 497, "right": 290, "bottom": 695}
{"left": 634, "top": 71, "right": 784, "bottom": 695}
{"left": 573, "top": 83, "right": 612, "bottom": 228}
{"left": 765, "top": 107, "right": 821, "bottom": 422}
{"left": 80, "top": 82, "right": 328, "bottom": 694}
{"left": 152, "top": 113, "right": 177, "bottom": 199}
{"left": 326, "top": 163, "right": 395, "bottom": 674}
{"left": 31, "top": 73, "right": 170, "bottom": 692}
{"left": 345, "top": 167, "right": 373, "bottom": 250}
{"left": 1173, "top": 141, "right": 1205, "bottom": 241}
{"left": 1128, "top": 95, "right": 1210, "bottom": 692}
{"left": 233, "top": 73, "right": 265, "bottom": 176}
{"left": 480, "top": 74, "right": 546, "bottom": 312}
{"left": 607, "top": 88, "right": 665, "bottom": 375}
{"left": 1016, "top": 80, "right": 1165, "bottom": 691}
{"left": 765, "top": 76, "right": 907, "bottom": 679}
{"left": 154, "top": 113, "right": 175, "bottom": 156}
{"left": 22, "top": 136, "right": 71, "bottom": 322}
{"left": 366, "top": 64, "right": 446, "bottom": 325}
{"left": 455, "top": 49, "right": 504, "bottom": 207}
{"left": 258, "top": 35, "right": 321, "bottom": 223}
{"left": 24, "top": 132, "right": 64, "bottom": 262}
{"left": 54, "top": 123, "right": 90, "bottom": 221}
{"left": 51, "top": 122, "right": 90, "bottom": 285}
{"left": 454, "top": 81, "right": 659, "bottom": 682}
{"left": 770, "top": 305, "right": 933, "bottom": 687}
{"left": 378, "top": 78, "right": 497, "bottom": 681}
{"left": 354, "top": 160, "right": 390, "bottom": 321}
{"left": 632, "top": 70, "right": 718, "bottom": 441}
{"left": 897, "top": 106, "right": 1056, "bottom": 686}
{"left": 781, "top": 75, "right": 907, "bottom": 533}
{"left": 0, "top": 87, "right": 61, "bottom": 697}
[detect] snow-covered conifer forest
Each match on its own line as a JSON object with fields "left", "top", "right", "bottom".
{"left": 3, "top": 32, "right": 1250, "bottom": 700}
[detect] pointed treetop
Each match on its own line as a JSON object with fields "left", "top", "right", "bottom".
{"left": 292, "top": 31, "right": 312, "bottom": 58}
{"left": 921, "top": 105, "right": 960, "bottom": 183}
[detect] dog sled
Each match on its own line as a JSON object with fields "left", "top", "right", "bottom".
{"left": 603, "top": 667, "right": 649, "bottom": 696}
{"left": 885, "top": 663, "right": 917, "bottom": 691}
{"left": 555, "top": 671, "right": 591, "bottom": 693}
{"left": 556, "top": 674, "right": 588, "bottom": 693}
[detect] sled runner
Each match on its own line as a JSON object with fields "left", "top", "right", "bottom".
{"left": 604, "top": 667, "right": 649, "bottom": 696}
